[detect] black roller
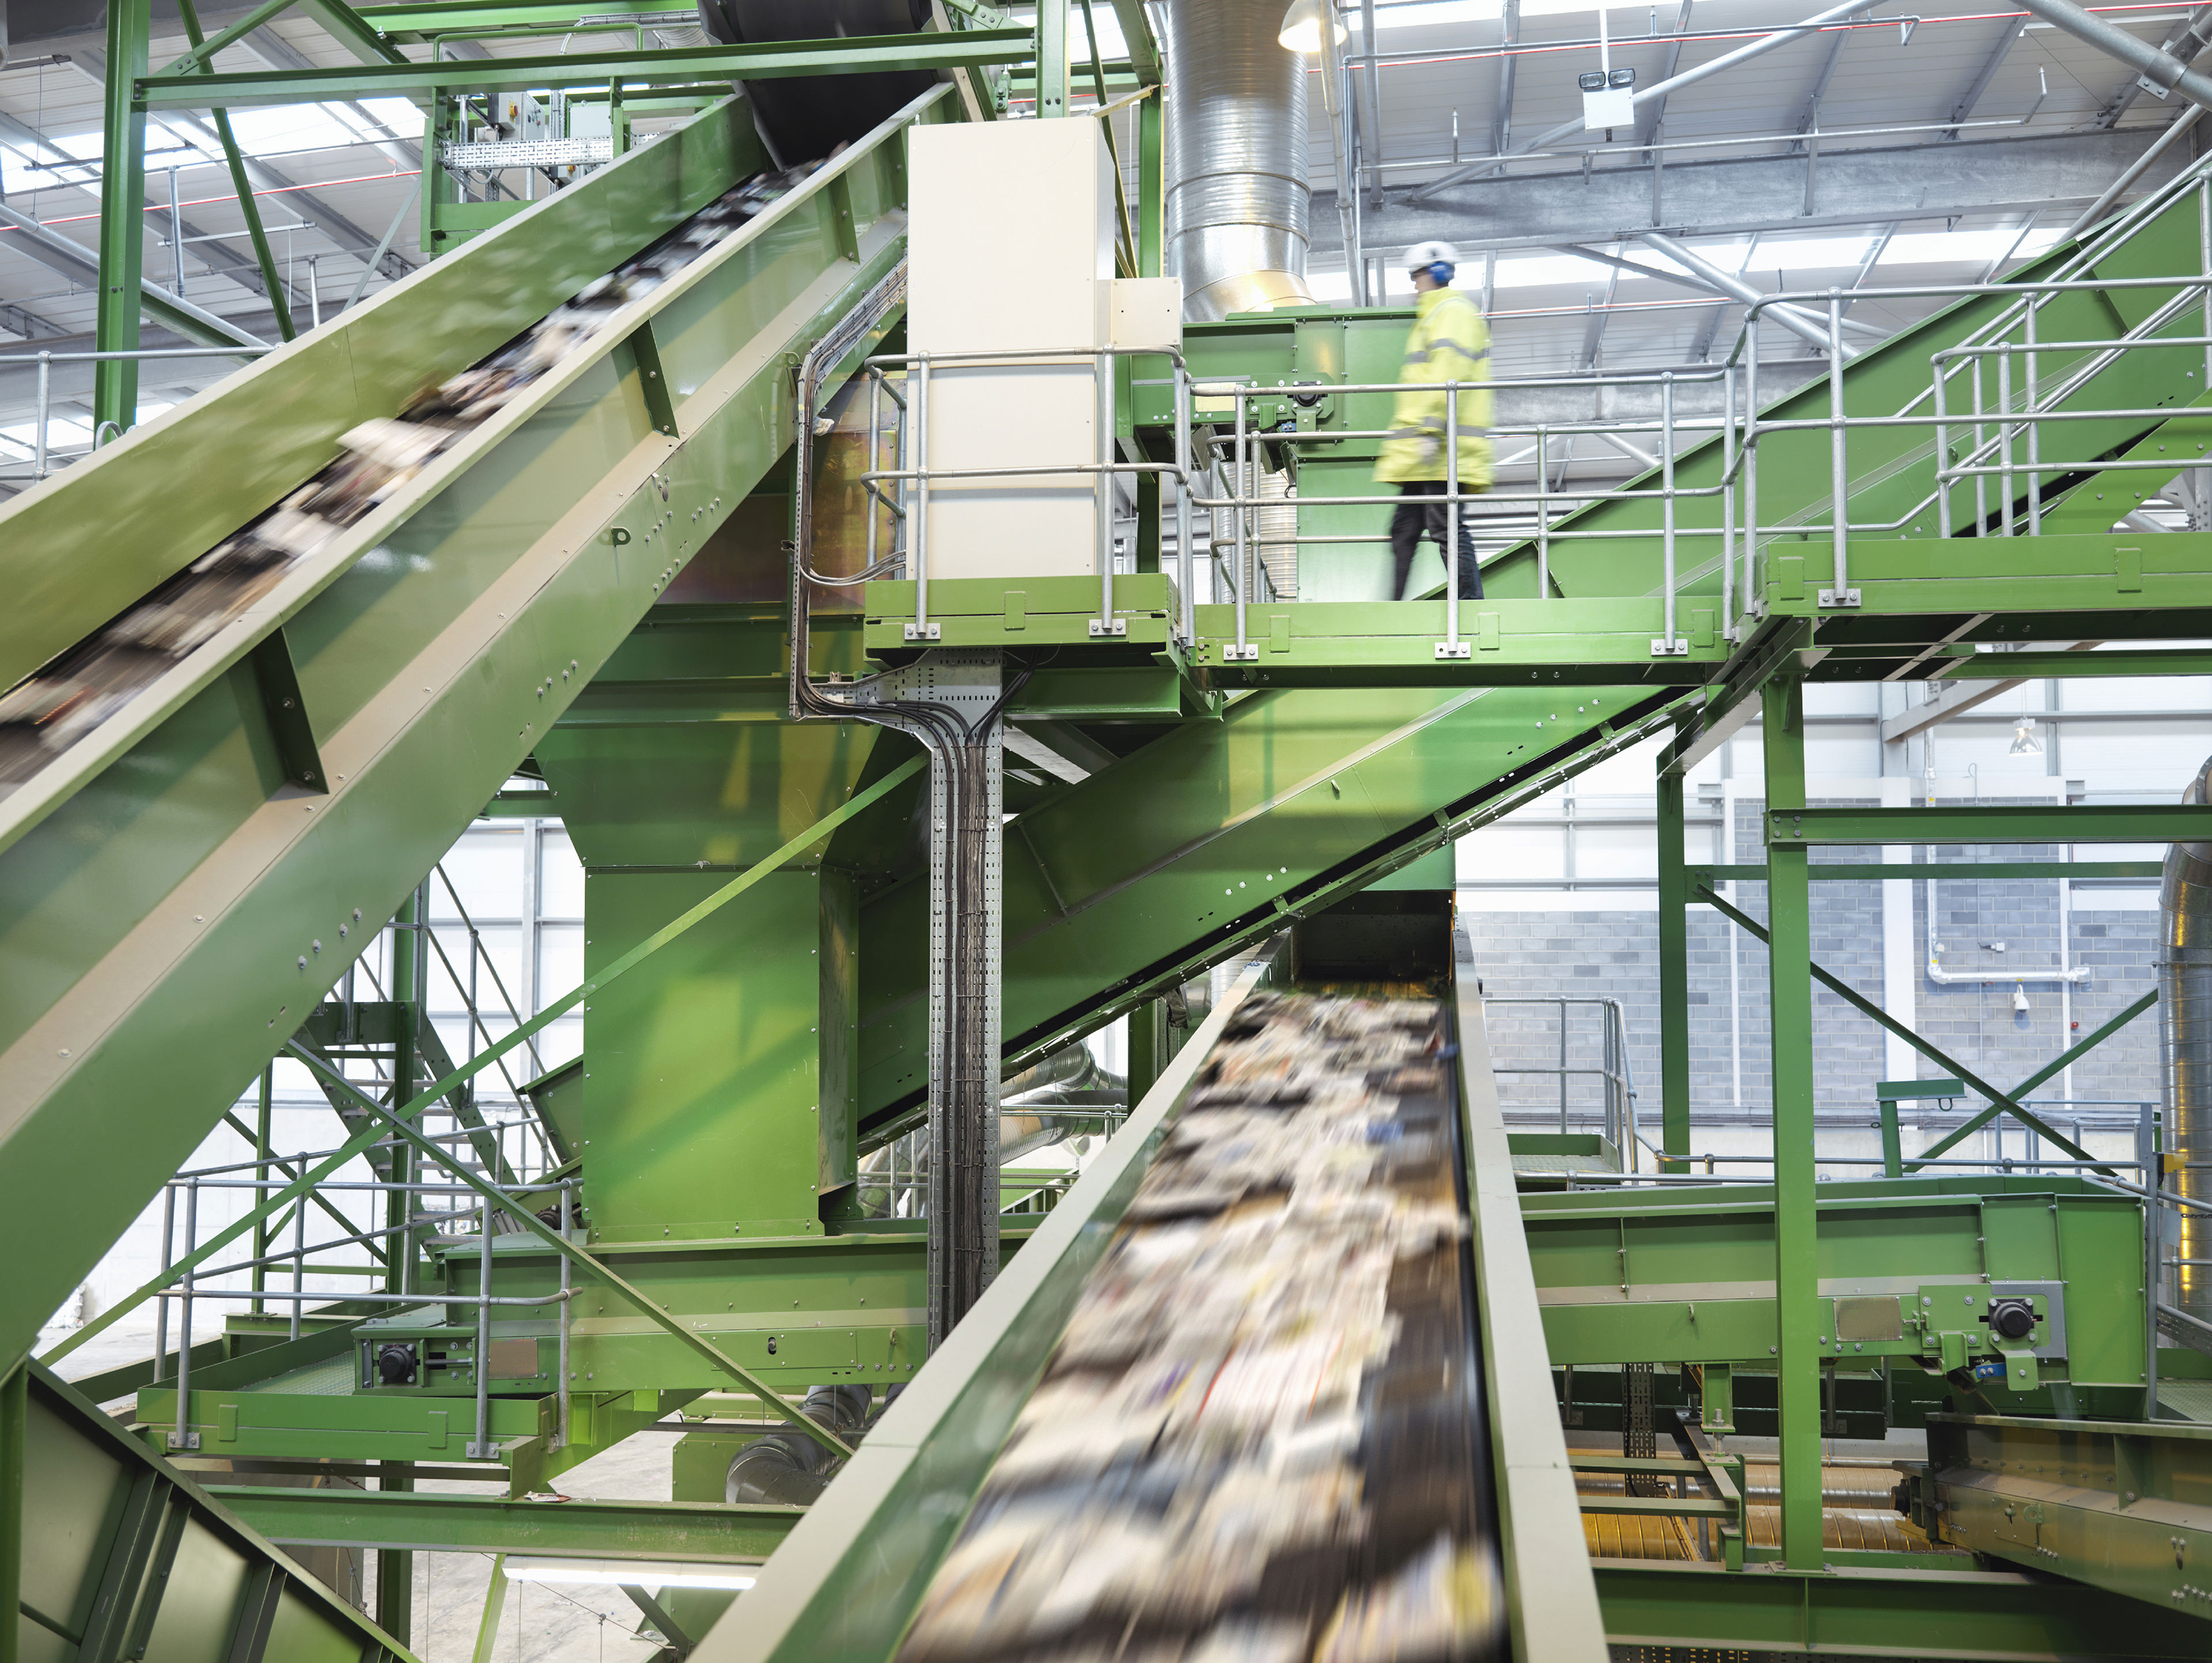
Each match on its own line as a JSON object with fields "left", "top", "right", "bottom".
{"left": 695, "top": 0, "right": 939, "bottom": 165}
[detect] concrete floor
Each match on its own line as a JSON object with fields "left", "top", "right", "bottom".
{"left": 408, "top": 1434, "right": 684, "bottom": 1662}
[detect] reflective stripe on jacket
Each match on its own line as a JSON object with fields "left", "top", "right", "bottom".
{"left": 1374, "top": 287, "right": 1495, "bottom": 487}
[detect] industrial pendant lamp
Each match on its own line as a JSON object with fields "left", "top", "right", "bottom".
{"left": 2009, "top": 721, "right": 2043, "bottom": 756}
{"left": 1278, "top": 0, "right": 1347, "bottom": 54}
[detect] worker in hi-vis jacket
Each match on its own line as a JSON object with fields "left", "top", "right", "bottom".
{"left": 1373, "top": 240, "right": 1494, "bottom": 601}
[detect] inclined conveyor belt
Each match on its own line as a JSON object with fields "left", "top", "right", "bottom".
{"left": 895, "top": 988, "right": 1505, "bottom": 1663}
{"left": 0, "top": 165, "right": 814, "bottom": 798}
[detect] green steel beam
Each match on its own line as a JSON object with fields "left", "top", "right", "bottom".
{"left": 472, "top": 1556, "right": 508, "bottom": 1663}
{"left": 1767, "top": 804, "right": 2212, "bottom": 844}
{"left": 93, "top": 0, "right": 151, "bottom": 434}
{"left": 1453, "top": 977, "right": 1611, "bottom": 1660}
{"left": 1937, "top": 645, "right": 2212, "bottom": 679}
{"left": 1656, "top": 764, "right": 1690, "bottom": 1173}
{"left": 298, "top": 0, "right": 415, "bottom": 63}
{"left": 289, "top": 1044, "right": 861, "bottom": 1459}
{"left": 357, "top": 0, "right": 677, "bottom": 35}
{"left": 44, "top": 751, "right": 923, "bottom": 1378}
{"left": 1695, "top": 883, "right": 2109, "bottom": 1170}
{"left": 1908, "top": 988, "right": 2158, "bottom": 1170}
{"left": 207, "top": 1486, "right": 800, "bottom": 1562}
{"left": 1910, "top": 1413, "right": 2212, "bottom": 1613}
{"left": 1759, "top": 675, "right": 1824, "bottom": 1571}
{"left": 164, "top": 0, "right": 301, "bottom": 74}
{"left": 0, "top": 1365, "right": 20, "bottom": 1663}
{"left": 1593, "top": 1559, "right": 2212, "bottom": 1658}
{"left": 138, "top": 28, "right": 1035, "bottom": 107}
{"left": 1137, "top": 88, "right": 1162, "bottom": 276}
{"left": 1107, "top": 0, "right": 1160, "bottom": 84}
{"left": 21, "top": 1363, "right": 419, "bottom": 1662}
{"left": 1692, "top": 861, "right": 2167, "bottom": 881}
{"left": 1036, "top": 0, "right": 1067, "bottom": 116}
{"left": 173, "top": 0, "right": 297, "bottom": 342}
{"left": 855, "top": 684, "right": 1691, "bottom": 1128}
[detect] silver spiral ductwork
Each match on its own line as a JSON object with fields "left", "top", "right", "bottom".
{"left": 1164, "top": 0, "right": 1316, "bottom": 322}
{"left": 2160, "top": 754, "right": 2212, "bottom": 1323}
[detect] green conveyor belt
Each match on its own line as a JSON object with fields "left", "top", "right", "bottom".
{"left": 0, "top": 87, "right": 946, "bottom": 1377}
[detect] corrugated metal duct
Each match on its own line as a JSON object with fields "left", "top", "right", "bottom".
{"left": 1162, "top": 0, "right": 1317, "bottom": 321}
{"left": 2161, "top": 755, "right": 2212, "bottom": 1323}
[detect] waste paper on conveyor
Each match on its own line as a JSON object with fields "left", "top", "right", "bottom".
{"left": 898, "top": 990, "right": 1505, "bottom": 1663}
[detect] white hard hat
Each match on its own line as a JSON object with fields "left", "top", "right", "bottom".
{"left": 1406, "top": 240, "right": 1460, "bottom": 272}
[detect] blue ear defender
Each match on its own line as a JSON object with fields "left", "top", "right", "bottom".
{"left": 1426, "top": 262, "right": 1455, "bottom": 286}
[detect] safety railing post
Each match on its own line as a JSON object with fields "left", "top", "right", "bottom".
{"left": 154, "top": 1180, "right": 174, "bottom": 1367}
{"left": 33, "top": 353, "right": 50, "bottom": 483}
{"left": 1092, "top": 349, "right": 1125, "bottom": 638}
{"left": 290, "top": 1157, "right": 307, "bottom": 1340}
{"left": 1654, "top": 372, "right": 1680, "bottom": 656}
{"left": 2200, "top": 179, "right": 2211, "bottom": 390}
{"left": 904, "top": 354, "right": 938, "bottom": 642}
{"left": 1438, "top": 381, "right": 1468, "bottom": 659}
{"left": 1721, "top": 366, "right": 1737, "bottom": 639}
{"left": 2024, "top": 304, "right": 2043, "bottom": 535}
{"left": 1535, "top": 426, "right": 1550, "bottom": 599}
{"left": 1824, "top": 291, "right": 1855, "bottom": 605}
{"left": 556, "top": 1179, "right": 573, "bottom": 1452}
{"left": 1558, "top": 997, "right": 1569, "bottom": 1133}
{"left": 1744, "top": 324, "right": 1760, "bottom": 608}
{"left": 168, "top": 1181, "right": 200, "bottom": 1449}
{"left": 1997, "top": 347, "right": 2015, "bottom": 537}
{"left": 468, "top": 1198, "right": 494, "bottom": 1458}
{"left": 1971, "top": 356, "right": 1988, "bottom": 536}
{"left": 1175, "top": 363, "right": 1195, "bottom": 645}
{"left": 1226, "top": 393, "right": 1255, "bottom": 661}
{"left": 1933, "top": 356, "right": 1952, "bottom": 539}
{"left": 866, "top": 369, "right": 881, "bottom": 578}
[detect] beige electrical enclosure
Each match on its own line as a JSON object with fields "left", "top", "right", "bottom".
{"left": 908, "top": 119, "right": 1120, "bottom": 581}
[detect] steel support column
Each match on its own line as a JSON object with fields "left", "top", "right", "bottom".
{"left": 1138, "top": 88, "right": 1164, "bottom": 276}
{"left": 0, "top": 1363, "right": 22, "bottom": 1663}
{"left": 1760, "top": 673, "right": 1823, "bottom": 1570}
{"left": 1656, "top": 764, "right": 1690, "bottom": 1172}
{"left": 1036, "top": 0, "right": 1068, "bottom": 117}
{"left": 92, "top": 0, "right": 151, "bottom": 434}
{"left": 376, "top": 1462, "right": 414, "bottom": 1649}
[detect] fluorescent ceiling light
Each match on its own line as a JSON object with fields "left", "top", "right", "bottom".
{"left": 503, "top": 1558, "right": 759, "bottom": 1590}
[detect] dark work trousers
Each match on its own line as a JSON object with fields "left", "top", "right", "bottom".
{"left": 1389, "top": 480, "right": 1484, "bottom": 600}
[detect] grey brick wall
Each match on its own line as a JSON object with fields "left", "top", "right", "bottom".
{"left": 1464, "top": 798, "right": 2164, "bottom": 1124}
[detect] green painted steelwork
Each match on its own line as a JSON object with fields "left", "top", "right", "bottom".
{"left": 207, "top": 1486, "right": 801, "bottom": 1562}
{"left": 0, "top": 89, "right": 953, "bottom": 1381}
{"left": 1906, "top": 1413, "right": 2212, "bottom": 1613}
{"left": 854, "top": 681, "right": 1688, "bottom": 1129}
{"left": 1522, "top": 1175, "right": 2151, "bottom": 1394}
{"left": 1693, "top": 861, "right": 2169, "bottom": 881}
{"left": 138, "top": 29, "right": 1036, "bottom": 107}
{"left": 16, "top": 1362, "right": 418, "bottom": 1661}
{"left": 92, "top": 0, "right": 151, "bottom": 434}
{"left": 1769, "top": 803, "right": 2212, "bottom": 844}
{"left": 1759, "top": 674, "right": 1823, "bottom": 1569}
{"left": 1593, "top": 1558, "right": 2212, "bottom": 1657}
{"left": 1696, "top": 882, "right": 2112, "bottom": 1170}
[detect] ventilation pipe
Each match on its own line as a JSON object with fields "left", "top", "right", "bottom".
{"left": 2160, "top": 756, "right": 2212, "bottom": 1324}
{"left": 1163, "top": 0, "right": 1318, "bottom": 321}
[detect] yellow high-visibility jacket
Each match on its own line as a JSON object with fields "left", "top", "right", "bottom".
{"left": 1374, "top": 287, "right": 1494, "bottom": 487}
